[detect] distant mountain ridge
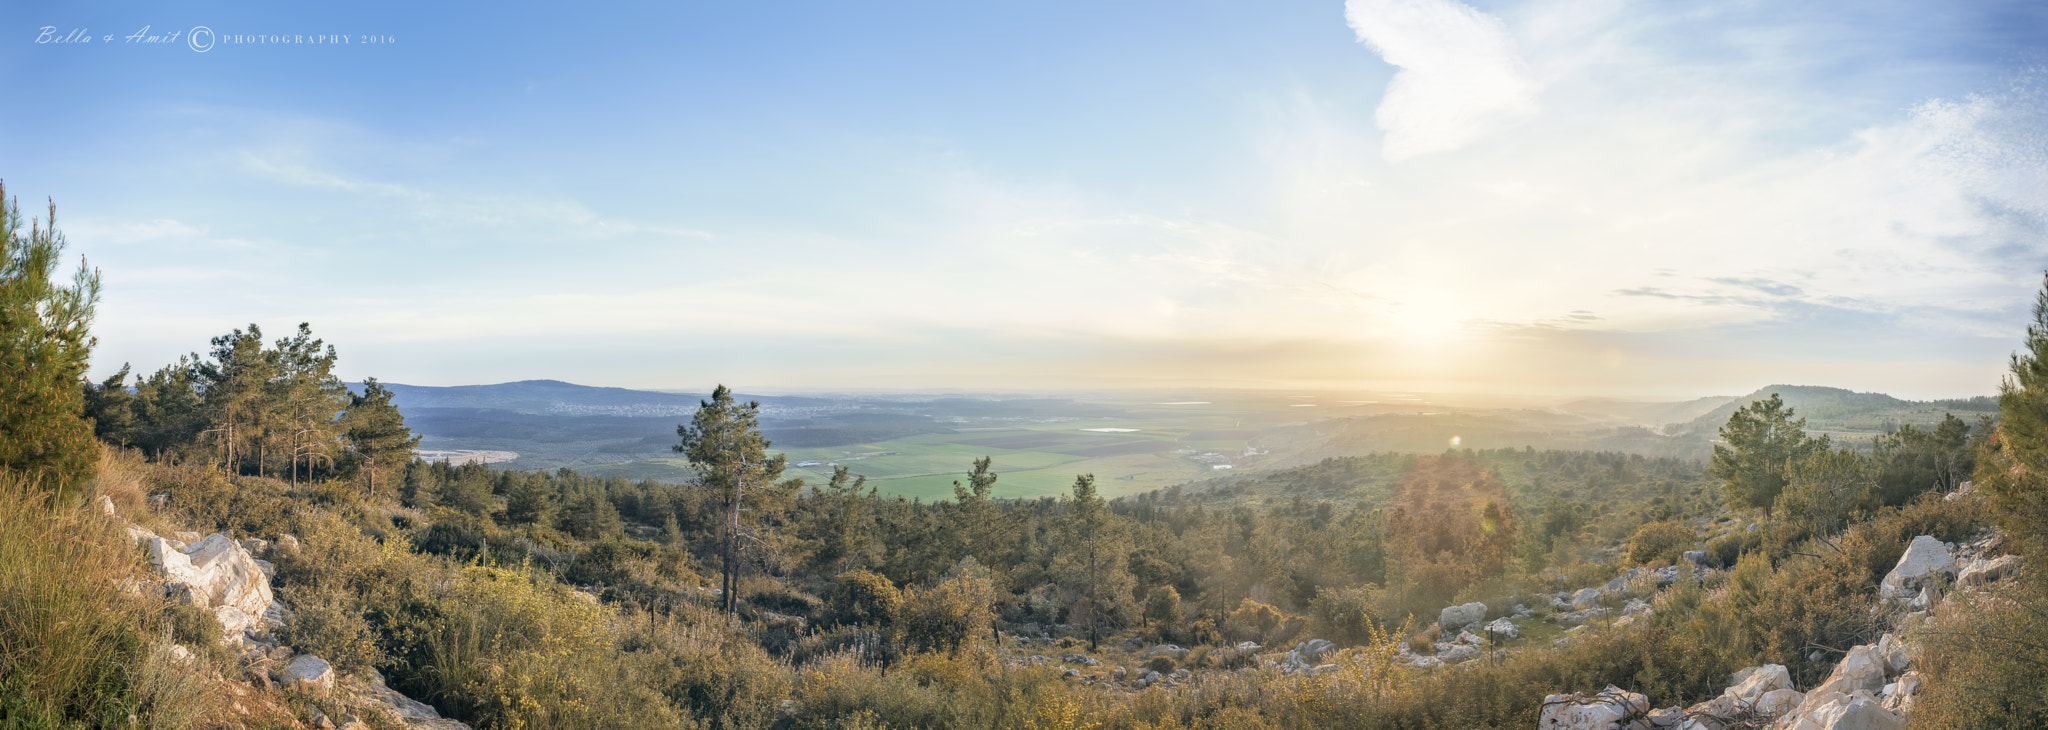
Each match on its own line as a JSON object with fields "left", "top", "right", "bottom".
{"left": 363, "top": 380, "right": 836, "bottom": 417}
{"left": 1670, "top": 384, "right": 1996, "bottom": 437}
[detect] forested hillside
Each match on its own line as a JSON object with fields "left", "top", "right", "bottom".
{"left": 5, "top": 187, "right": 2048, "bottom": 729}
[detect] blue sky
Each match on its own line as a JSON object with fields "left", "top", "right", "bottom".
{"left": 4, "top": 0, "right": 2046, "bottom": 399}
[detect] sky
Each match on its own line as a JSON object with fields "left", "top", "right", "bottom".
{"left": 3, "top": 0, "right": 2046, "bottom": 400}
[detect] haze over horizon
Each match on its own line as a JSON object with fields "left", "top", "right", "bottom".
{"left": 6, "top": 0, "right": 2045, "bottom": 400}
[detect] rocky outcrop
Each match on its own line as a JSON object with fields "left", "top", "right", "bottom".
{"left": 98, "top": 499, "right": 471, "bottom": 729}
{"left": 1778, "top": 692, "right": 1903, "bottom": 730}
{"left": 1569, "top": 588, "right": 1603, "bottom": 610}
{"left": 1281, "top": 638, "right": 1337, "bottom": 673}
{"left": 1439, "top": 602, "right": 1487, "bottom": 630}
{"left": 1810, "top": 645, "right": 1887, "bottom": 697}
{"left": 280, "top": 654, "right": 337, "bottom": 694}
{"left": 1539, "top": 686, "right": 1650, "bottom": 729}
{"left": 1880, "top": 536, "right": 1955, "bottom": 602}
{"left": 1957, "top": 554, "right": 2021, "bottom": 587}
{"left": 130, "top": 524, "right": 278, "bottom": 642}
{"left": 1725, "top": 664, "right": 1792, "bottom": 703}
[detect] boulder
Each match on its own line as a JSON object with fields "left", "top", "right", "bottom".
{"left": 96, "top": 495, "right": 118, "bottom": 518}
{"left": 171, "top": 534, "right": 275, "bottom": 626}
{"left": 276, "top": 534, "right": 301, "bottom": 553}
{"left": 1874, "top": 633, "right": 1911, "bottom": 675}
{"left": 1291, "top": 638, "right": 1335, "bottom": 664}
{"left": 1812, "top": 645, "right": 1887, "bottom": 697}
{"left": 1456, "top": 629, "right": 1487, "bottom": 645}
{"left": 1439, "top": 644, "right": 1480, "bottom": 662}
{"left": 279, "top": 654, "right": 336, "bottom": 693}
{"left": 1570, "top": 588, "right": 1603, "bottom": 609}
{"left": 1882, "top": 671, "right": 1922, "bottom": 713}
{"left": 1511, "top": 604, "right": 1534, "bottom": 618}
{"left": 1683, "top": 550, "right": 1709, "bottom": 566}
{"left": 167, "top": 644, "right": 194, "bottom": 665}
{"left": 1438, "top": 601, "right": 1486, "bottom": 630}
{"left": 1725, "top": 664, "right": 1792, "bottom": 703}
{"left": 1756, "top": 688, "right": 1805, "bottom": 717}
{"left": 1062, "top": 653, "right": 1100, "bottom": 667}
{"left": 1778, "top": 692, "right": 1904, "bottom": 730}
{"left": 1148, "top": 644, "right": 1189, "bottom": 658}
{"left": 173, "top": 531, "right": 203, "bottom": 544}
{"left": 1958, "top": 554, "right": 2021, "bottom": 587}
{"left": 1484, "top": 617, "right": 1519, "bottom": 639}
{"left": 1234, "top": 641, "right": 1261, "bottom": 652}
{"left": 1880, "top": 536, "right": 1956, "bottom": 601}
{"left": 1538, "top": 685, "right": 1650, "bottom": 730}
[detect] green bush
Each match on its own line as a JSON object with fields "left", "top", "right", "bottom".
{"left": 1624, "top": 520, "right": 1694, "bottom": 566}
{"left": 1913, "top": 575, "right": 2048, "bottom": 727}
{"left": 422, "top": 564, "right": 691, "bottom": 729}
{"left": 277, "top": 584, "right": 381, "bottom": 673}
{"left": 829, "top": 569, "right": 901, "bottom": 629}
{"left": 1309, "top": 585, "right": 1382, "bottom": 647}
{"left": 1224, "top": 598, "right": 1284, "bottom": 643}
{"left": 1706, "top": 528, "right": 1760, "bottom": 568}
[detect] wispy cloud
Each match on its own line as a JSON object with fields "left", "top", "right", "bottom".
{"left": 1345, "top": 0, "right": 1541, "bottom": 160}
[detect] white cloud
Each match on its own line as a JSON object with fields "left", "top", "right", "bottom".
{"left": 1345, "top": 0, "right": 1541, "bottom": 160}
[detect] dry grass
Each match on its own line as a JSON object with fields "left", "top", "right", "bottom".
{"left": 0, "top": 471, "right": 154, "bottom": 724}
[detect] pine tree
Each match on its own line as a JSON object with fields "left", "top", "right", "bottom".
{"left": 504, "top": 472, "right": 555, "bottom": 526}
{"left": 131, "top": 357, "right": 205, "bottom": 461}
{"left": 1052, "top": 473, "right": 1134, "bottom": 649}
{"left": 80, "top": 364, "right": 135, "bottom": 446}
{"left": 0, "top": 181, "right": 101, "bottom": 498}
{"left": 196, "top": 325, "right": 272, "bottom": 474}
{"left": 274, "top": 324, "right": 348, "bottom": 484}
{"left": 952, "top": 456, "right": 1002, "bottom": 564}
{"left": 343, "top": 378, "right": 420, "bottom": 500}
{"left": 1982, "top": 273, "right": 2048, "bottom": 557}
{"left": 1710, "top": 393, "right": 1818, "bottom": 518}
{"left": 675, "top": 385, "right": 793, "bottom": 618}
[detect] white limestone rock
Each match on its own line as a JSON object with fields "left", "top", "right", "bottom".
{"left": 1438, "top": 601, "right": 1486, "bottom": 630}
{"left": 1881, "top": 671, "right": 1923, "bottom": 713}
{"left": 1756, "top": 688, "right": 1804, "bottom": 718}
{"left": 1880, "top": 536, "right": 1956, "bottom": 601}
{"left": 1570, "top": 588, "right": 1603, "bottom": 610}
{"left": 279, "top": 654, "right": 336, "bottom": 694}
{"left": 1812, "top": 645, "right": 1888, "bottom": 697}
{"left": 1484, "top": 617, "right": 1519, "bottom": 639}
{"left": 1958, "top": 554, "right": 2021, "bottom": 587}
{"left": 1778, "top": 691, "right": 1904, "bottom": 730}
{"left": 1725, "top": 663, "right": 1792, "bottom": 703}
{"left": 1874, "top": 633, "right": 1911, "bottom": 675}
{"left": 1538, "top": 686, "right": 1649, "bottom": 730}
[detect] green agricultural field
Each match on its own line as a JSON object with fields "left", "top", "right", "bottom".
{"left": 581, "top": 404, "right": 1295, "bottom": 499}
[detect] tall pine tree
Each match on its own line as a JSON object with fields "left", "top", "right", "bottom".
{"left": 676, "top": 385, "right": 794, "bottom": 618}
{"left": 0, "top": 181, "right": 101, "bottom": 498}
{"left": 344, "top": 378, "right": 419, "bottom": 500}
